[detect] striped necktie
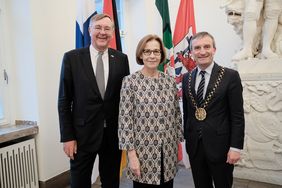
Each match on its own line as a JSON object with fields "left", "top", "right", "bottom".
{"left": 197, "top": 70, "right": 206, "bottom": 107}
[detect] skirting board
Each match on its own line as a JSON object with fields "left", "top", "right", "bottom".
{"left": 39, "top": 171, "right": 70, "bottom": 188}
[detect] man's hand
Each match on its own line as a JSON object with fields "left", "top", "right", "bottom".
{"left": 63, "top": 140, "right": 77, "bottom": 160}
{"left": 128, "top": 150, "right": 141, "bottom": 177}
{"left": 226, "top": 150, "right": 240, "bottom": 164}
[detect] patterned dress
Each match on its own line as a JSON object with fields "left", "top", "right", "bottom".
{"left": 118, "top": 71, "right": 184, "bottom": 185}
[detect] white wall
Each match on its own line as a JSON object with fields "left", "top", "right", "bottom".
{"left": 4, "top": 0, "right": 243, "bottom": 181}
{"left": 5, "top": 0, "right": 75, "bottom": 181}
{"left": 193, "top": 0, "right": 242, "bottom": 67}
{"left": 29, "top": 0, "right": 76, "bottom": 181}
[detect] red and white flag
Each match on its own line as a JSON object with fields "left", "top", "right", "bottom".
{"left": 103, "top": 0, "right": 122, "bottom": 51}
{"left": 173, "top": 0, "right": 196, "bottom": 97}
{"left": 172, "top": 0, "right": 196, "bottom": 164}
{"left": 103, "top": 0, "right": 125, "bottom": 175}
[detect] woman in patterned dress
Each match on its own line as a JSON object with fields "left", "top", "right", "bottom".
{"left": 118, "top": 34, "right": 184, "bottom": 188}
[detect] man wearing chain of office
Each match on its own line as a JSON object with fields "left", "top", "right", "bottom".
{"left": 182, "top": 31, "right": 245, "bottom": 188}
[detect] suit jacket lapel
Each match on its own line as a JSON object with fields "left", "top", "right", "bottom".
{"left": 81, "top": 47, "right": 101, "bottom": 97}
{"left": 205, "top": 63, "right": 221, "bottom": 98}
{"left": 191, "top": 69, "right": 197, "bottom": 98}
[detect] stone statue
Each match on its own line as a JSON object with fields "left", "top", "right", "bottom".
{"left": 221, "top": 0, "right": 244, "bottom": 37}
{"left": 221, "top": 1, "right": 282, "bottom": 185}
{"left": 222, "top": 0, "right": 282, "bottom": 61}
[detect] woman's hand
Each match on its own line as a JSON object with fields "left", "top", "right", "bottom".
{"left": 128, "top": 150, "right": 141, "bottom": 177}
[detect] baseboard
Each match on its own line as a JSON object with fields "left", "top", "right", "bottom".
{"left": 39, "top": 170, "right": 70, "bottom": 188}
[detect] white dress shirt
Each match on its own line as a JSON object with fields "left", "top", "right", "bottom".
{"left": 195, "top": 62, "right": 214, "bottom": 97}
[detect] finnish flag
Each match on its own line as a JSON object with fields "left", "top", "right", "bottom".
{"left": 75, "top": 0, "right": 97, "bottom": 48}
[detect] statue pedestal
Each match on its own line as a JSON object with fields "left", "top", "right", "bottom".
{"left": 233, "top": 59, "right": 282, "bottom": 185}
{"left": 235, "top": 58, "right": 282, "bottom": 77}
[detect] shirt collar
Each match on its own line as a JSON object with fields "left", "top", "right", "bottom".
{"left": 197, "top": 62, "right": 214, "bottom": 76}
{"left": 90, "top": 44, "right": 108, "bottom": 56}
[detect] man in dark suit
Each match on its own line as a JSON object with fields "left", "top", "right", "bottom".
{"left": 182, "top": 31, "right": 245, "bottom": 188}
{"left": 58, "top": 13, "right": 130, "bottom": 188}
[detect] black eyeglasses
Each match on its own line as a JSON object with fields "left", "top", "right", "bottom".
{"left": 143, "top": 49, "right": 161, "bottom": 56}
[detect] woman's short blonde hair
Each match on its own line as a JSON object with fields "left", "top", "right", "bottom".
{"left": 135, "top": 34, "right": 166, "bottom": 65}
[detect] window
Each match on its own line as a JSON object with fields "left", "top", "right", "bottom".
{"left": 0, "top": 5, "right": 4, "bottom": 121}
{"left": 0, "top": 0, "right": 9, "bottom": 125}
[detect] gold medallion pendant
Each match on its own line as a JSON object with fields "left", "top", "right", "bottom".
{"left": 195, "top": 108, "right": 207, "bottom": 121}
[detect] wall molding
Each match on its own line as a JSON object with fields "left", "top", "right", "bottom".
{"left": 39, "top": 170, "right": 70, "bottom": 188}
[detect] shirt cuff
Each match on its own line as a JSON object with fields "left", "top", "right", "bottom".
{"left": 230, "top": 147, "right": 241, "bottom": 153}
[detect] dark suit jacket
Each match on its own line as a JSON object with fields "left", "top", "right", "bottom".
{"left": 182, "top": 63, "right": 245, "bottom": 162}
{"left": 58, "top": 47, "right": 130, "bottom": 152}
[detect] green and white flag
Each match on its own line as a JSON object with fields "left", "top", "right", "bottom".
{"left": 155, "top": 0, "right": 175, "bottom": 76}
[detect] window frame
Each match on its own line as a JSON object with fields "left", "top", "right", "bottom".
{"left": 0, "top": 0, "right": 10, "bottom": 125}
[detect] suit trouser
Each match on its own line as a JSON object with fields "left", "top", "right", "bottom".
{"left": 70, "top": 128, "right": 122, "bottom": 188}
{"left": 187, "top": 139, "right": 234, "bottom": 188}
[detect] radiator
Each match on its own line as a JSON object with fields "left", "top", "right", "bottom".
{"left": 0, "top": 138, "right": 39, "bottom": 188}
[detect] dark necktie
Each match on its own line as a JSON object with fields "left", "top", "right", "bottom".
{"left": 197, "top": 70, "right": 206, "bottom": 107}
{"left": 96, "top": 52, "right": 105, "bottom": 98}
